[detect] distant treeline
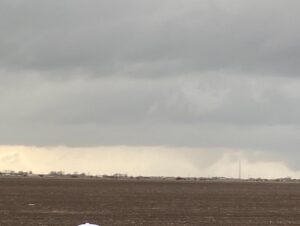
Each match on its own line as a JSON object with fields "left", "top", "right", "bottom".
{"left": 0, "top": 170, "right": 299, "bottom": 182}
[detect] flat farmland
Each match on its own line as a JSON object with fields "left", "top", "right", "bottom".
{"left": 0, "top": 177, "right": 300, "bottom": 225}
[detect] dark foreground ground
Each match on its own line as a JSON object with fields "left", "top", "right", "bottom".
{"left": 0, "top": 177, "right": 300, "bottom": 225}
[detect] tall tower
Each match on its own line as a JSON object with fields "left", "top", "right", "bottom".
{"left": 238, "top": 160, "right": 241, "bottom": 179}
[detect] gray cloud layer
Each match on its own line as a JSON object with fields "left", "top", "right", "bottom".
{"left": 1, "top": 0, "right": 300, "bottom": 76}
{"left": 1, "top": 1, "right": 300, "bottom": 169}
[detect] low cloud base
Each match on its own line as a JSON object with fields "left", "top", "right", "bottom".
{"left": 0, "top": 145, "right": 298, "bottom": 179}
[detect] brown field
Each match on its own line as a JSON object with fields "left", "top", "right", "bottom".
{"left": 0, "top": 177, "right": 300, "bottom": 225}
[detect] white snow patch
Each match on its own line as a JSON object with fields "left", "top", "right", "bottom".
{"left": 78, "top": 223, "right": 99, "bottom": 226}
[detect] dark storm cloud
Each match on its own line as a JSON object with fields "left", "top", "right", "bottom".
{"left": 1, "top": 0, "right": 300, "bottom": 77}
{"left": 1, "top": 1, "right": 300, "bottom": 171}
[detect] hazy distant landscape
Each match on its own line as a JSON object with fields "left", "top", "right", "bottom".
{"left": 1, "top": 1, "right": 300, "bottom": 225}
{"left": 0, "top": 170, "right": 299, "bottom": 183}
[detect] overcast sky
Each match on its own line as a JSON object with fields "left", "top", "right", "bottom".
{"left": 1, "top": 0, "right": 300, "bottom": 177}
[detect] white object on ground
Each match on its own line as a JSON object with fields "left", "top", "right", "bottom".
{"left": 78, "top": 223, "right": 99, "bottom": 226}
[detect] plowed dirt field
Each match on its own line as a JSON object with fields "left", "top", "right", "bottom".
{"left": 0, "top": 177, "right": 300, "bottom": 225}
